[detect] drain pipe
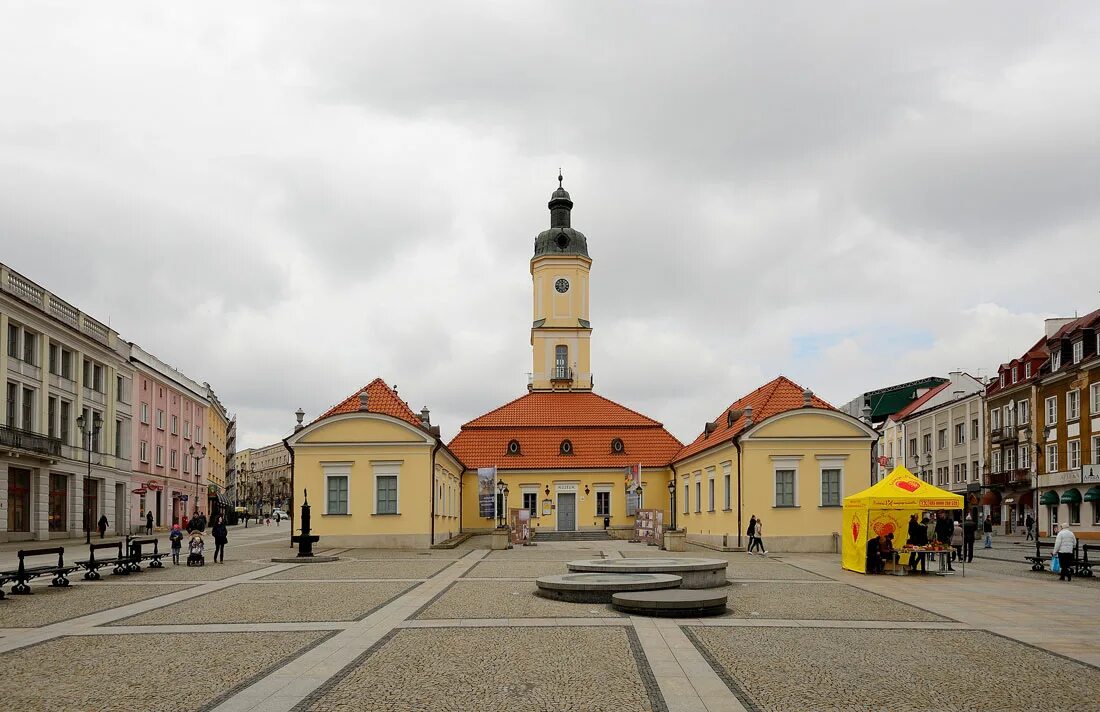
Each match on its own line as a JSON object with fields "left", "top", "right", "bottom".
{"left": 430, "top": 440, "right": 441, "bottom": 546}
{"left": 734, "top": 437, "right": 743, "bottom": 548}
{"left": 669, "top": 463, "right": 678, "bottom": 531}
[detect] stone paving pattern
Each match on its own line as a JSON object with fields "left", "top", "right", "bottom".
{"left": 724, "top": 560, "right": 827, "bottom": 581}
{"left": 1, "top": 631, "right": 328, "bottom": 712}
{"left": 464, "top": 560, "right": 570, "bottom": 578}
{"left": 112, "top": 581, "right": 412, "bottom": 625}
{"left": 415, "top": 580, "right": 623, "bottom": 619}
{"left": 0, "top": 583, "right": 194, "bottom": 628}
{"left": 119, "top": 560, "right": 268, "bottom": 580}
{"left": 688, "top": 626, "right": 1100, "bottom": 712}
{"left": 727, "top": 581, "right": 945, "bottom": 621}
{"left": 340, "top": 548, "right": 471, "bottom": 559}
{"left": 297, "top": 627, "right": 661, "bottom": 712}
{"left": 265, "top": 559, "right": 451, "bottom": 580}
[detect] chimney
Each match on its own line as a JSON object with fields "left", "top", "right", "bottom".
{"left": 419, "top": 406, "right": 431, "bottom": 427}
{"left": 1044, "top": 317, "right": 1074, "bottom": 339}
{"left": 803, "top": 388, "right": 813, "bottom": 407}
{"left": 861, "top": 404, "right": 872, "bottom": 423}
{"left": 294, "top": 408, "right": 305, "bottom": 433}
{"left": 358, "top": 390, "right": 369, "bottom": 411}
{"left": 744, "top": 406, "right": 753, "bottom": 425}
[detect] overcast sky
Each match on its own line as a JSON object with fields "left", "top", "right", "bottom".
{"left": 3, "top": 3, "right": 1099, "bottom": 450}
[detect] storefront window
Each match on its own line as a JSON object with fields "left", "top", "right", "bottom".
{"left": 7, "top": 467, "right": 31, "bottom": 532}
{"left": 49, "top": 473, "right": 68, "bottom": 532}
{"left": 1068, "top": 502, "right": 1080, "bottom": 525}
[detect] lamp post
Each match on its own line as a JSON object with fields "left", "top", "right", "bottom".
{"left": 189, "top": 443, "right": 207, "bottom": 518}
{"left": 667, "top": 479, "right": 676, "bottom": 531}
{"left": 76, "top": 412, "right": 103, "bottom": 544}
{"left": 496, "top": 480, "right": 509, "bottom": 527}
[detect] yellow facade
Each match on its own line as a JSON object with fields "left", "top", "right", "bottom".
{"left": 673, "top": 410, "right": 877, "bottom": 552}
{"left": 530, "top": 254, "right": 593, "bottom": 391}
{"left": 288, "top": 412, "right": 462, "bottom": 547}
{"left": 205, "top": 403, "right": 228, "bottom": 491}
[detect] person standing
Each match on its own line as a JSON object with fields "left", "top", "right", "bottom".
{"left": 950, "top": 520, "right": 963, "bottom": 567}
{"left": 924, "top": 515, "right": 937, "bottom": 563}
{"left": 169, "top": 523, "right": 183, "bottom": 565}
{"left": 97, "top": 514, "right": 108, "bottom": 539}
{"left": 908, "top": 514, "right": 927, "bottom": 573}
{"left": 963, "top": 515, "right": 977, "bottom": 563}
{"left": 1053, "top": 523, "right": 1076, "bottom": 582}
{"left": 983, "top": 516, "right": 993, "bottom": 548}
{"left": 212, "top": 516, "right": 228, "bottom": 564}
{"left": 746, "top": 515, "right": 758, "bottom": 555}
{"left": 1025, "top": 513, "right": 1035, "bottom": 541}
{"left": 935, "top": 512, "right": 954, "bottom": 570}
{"left": 145, "top": 510, "right": 154, "bottom": 535}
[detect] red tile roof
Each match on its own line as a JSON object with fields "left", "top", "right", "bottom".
{"left": 311, "top": 378, "right": 426, "bottom": 430}
{"left": 891, "top": 382, "right": 950, "bottom": 421}
{"left": 448, "top": 391, "right": 683, "bottom": 470}
{"left": 672, "top": 376, "right": 835, "bottom": 464}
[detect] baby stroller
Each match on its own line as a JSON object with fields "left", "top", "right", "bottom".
{"left": 187, "top": 531, "right": 205, "bottom": 567}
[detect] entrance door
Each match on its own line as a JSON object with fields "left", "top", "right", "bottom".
{"left": 558, "top": 493, "right": 576, "bottom": 531}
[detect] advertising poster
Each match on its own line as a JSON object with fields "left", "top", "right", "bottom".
{"left": 478, "top": 467, "right": 496, "bottom": 519}
{"left": 633, "top": 508, "right": 660, "bottom": 544}
{"left": 510, "top": 508, "right": 531, "bottom": 545}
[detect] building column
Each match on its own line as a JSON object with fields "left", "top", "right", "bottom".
{"left": 33, "top": 465, "right": 49, "bottom": 540}
{"left": 70, "top": 469, "right": 85, "bottom": 539}
{"left": 101, "top": 470, "right": 117, "bottom": 536}
{"left": 0, "top": 313, "right": 8, "bottom": 427}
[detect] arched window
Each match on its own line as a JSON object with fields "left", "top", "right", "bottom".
{"left": 560, "top": 439, "right": 573, "bottom": 455}
{"left": 507, "top": 439, "right": 521, "bottom": 455}
{"left": 554, "top": 345, "right": 569, "bottom": 380}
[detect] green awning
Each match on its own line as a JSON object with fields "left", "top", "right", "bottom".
{"left": 1040, "top": 490, "right": 1060, "bottom": 506}
{"left": 1084, "top": 487, "right": 1100, "bottom": 503}
{"left": 1061, "top": 488, "right": 1082, "bottom": 504}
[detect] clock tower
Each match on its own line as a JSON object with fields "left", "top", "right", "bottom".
{"left": 529, "top": 174, "right": 593, "bottom": 391}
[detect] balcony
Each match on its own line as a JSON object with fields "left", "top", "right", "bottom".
{"left": 990, "top": 427, "right": 1014, "bottom": 442}
{"left": 0, "top": 425, "right": 62, "bottom": 458}
{"left": 983, "top": 469, "right": 1031, "bottom": 488}
{"left": 551, "top": 366, "right": 573, "bottom": 383}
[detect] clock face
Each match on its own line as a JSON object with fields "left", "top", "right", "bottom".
{"left": 554, "top": 278, "right": 570, "bottom": 294}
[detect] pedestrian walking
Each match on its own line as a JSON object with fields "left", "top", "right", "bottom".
{"left": 212, "top": 516, "right": 228, "bottom": 563}
{"left": 750, "top": 519, "right": 768, "bottom": 555}
{"left": 963, "top": 515, "right": 977, "bottom": 563}
{"left": 1054, "top": 523, "right": 1077, "bottom": 582}
{"left": 1025, "top": 514, "right": 1035, "bottom": 541}
{"left": 908, "top": 514, "right": 927, "bottom": 573}
{"left": 145, "top": 510, "right": 154, "bottom": 535}
{"left": 169, "top": 523, "right": 183, "bottom": 565}
{"left": 746, "top": 515, "right": 757, "bottom": 554}
{"left": 983, "top": 516, "right": 993, "bottom": 548}
{"left": 97, "top": 514, "right": 108, "bottom": 539}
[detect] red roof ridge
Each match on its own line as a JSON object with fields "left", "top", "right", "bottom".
{"left": 311, "top": 378, "right": 425, "bottom": 430}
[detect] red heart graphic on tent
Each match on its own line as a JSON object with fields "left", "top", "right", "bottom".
{"left": 851, "top": 520, "right": 860, "bottom": 542}
{"left": 895, "top": 480, "right": 919, "bottom": 493}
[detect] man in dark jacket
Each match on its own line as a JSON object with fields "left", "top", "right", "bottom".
{"left": 211, "top": 517, "right": 228, "bottom": 563}
{"left": 983, "top": 516, "right": 994, "bottom": 548}
{"left": 1025, "top": 514, "right": 1035, "bottom": 541}
{"left": 935, "top": 512, "right": 955, "bottom": 571}
{"left": 145, "top": 511, "right": 154, "bottom": 535}
{"left": 963, "top": 515, "right": 977, "bottom": 563}
{"left": 907, "top": 514, "right": 927, "bottom": 572}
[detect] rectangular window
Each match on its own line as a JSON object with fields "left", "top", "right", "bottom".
{"left": 596, "top": 490, "right": 610, "bottom": 516}
{"left": 1093, "top": 435, "right": 1100, "bottom": 465}
{"left": 60, "top": 349, "right": 72, "bottom": 379}
{"left": 683, "top": 482, "right": 689, "bottom": 514}
{"left": 1092, "top": 384, "right": 1100, "bottom": 415}
{"left": 23, "top": 329, "right": 37, "bottom": 363}
{"left": 170, "top": 449, "right": 177, "bottom": 469}
{"left": 1046, "top": 444, "right": 1058, "bottom": 473}
{"left": 49, "top": 344, "right": 59, "bottom": 374}
{"left": 1067, "top": 390, "right": 1079, "bottom": 421}
{"left": 1046, "top": 396, "right": 1057, "bottom": 426}
{"left": 1003, "top": 405, "right": 1012, "bottom": 429}
{"left": 49, "top": 473, "right": 68, "bottom": 532}
{"left": 1051, "top": 352, "right": 1062, "bottom": 371}
{"left": 184, "top": 421, "right": 191, "bottom": 439}
{"left": 1018, "top": 400, "right": 1029, "bottom": 425}
{"left": 171, "top": 415, "right": 178, "bottom": 435}
{"left": 183, "top": 454, "right": 190, "bottom": 473}
{"left": 93, "top": 364, "right": 103, "bottom": 392}
{"left": 937, "top": 429, "right": 946, "bottom": 449}
{"left": 1068, "top": 440, "right": 1080, "bottom": 469}
{"left": 7, "top": 382, "right": 18, "bottom": 426}
{"left": 1005, "top": 447, "right": 1015, "bottom": 470}
{"left": 523, "top": 491, "right": 538, "bottom": 516}
{"left": 1020, "top": 446, "right": 1030, "bottom": 469}
{"left": 156, "top": 409, "right": 165, "bottom": 430}
{"left": 554, "top": 345, "right": 568, "bottom": 380}
{"left": 21, "top": 386, "right": 34, "bottom": 431}
{"left": 7, "top": 324, "right": 18, "bottom": 358}
{"left": 48, "top": 397, "right": 58, "bottom": 438}
{"left": 327, "top": 476, "right": 349, "bottom": 515}
{"left": 1073, "top": 340, "right": 1083, "bottom": 364}
{"left": 991, "top": 409, "right": 1001, "bottom": 430}
{"left": 694, "top": 479, "right": 701, "bottom": 513}
{"left": 908, "top": 438, "right": 917, "bottom": 457}
{"left": 999, "top": 373, "right": 1005, "bottom": 387}
{"left": 707, "top": 477, "right": 715, "bottom": 511}
{"left": 775, "top": 470, "right": 796, "bottom": 507}
{"left": 376, "top": 475, "right": 397, "bottom": 514}
{"left": 953, "top": 464, "right": 960, "bottom": 483}
{"left": 1025, "top": 362, "right": 1032, "bottom": 379}
{"left": 972, "top": 461, "right": 979, "bottom": 481}
{"left": 723, "top": 463, "right": 732, "bottom": 510}
{"left": 1068, "top": 501, "right": 1081, "bottom": 525}
{"left": 972, "top": 418, "right": 979, "bottom": 439}
{"left": 1011, "top": 366, "right": 1018, "bottom": 383}
{"left": 922, "top": 434, "right": 931, "bottom": 453}
{"left": 821, "top": 468, "right": 841, "bottom": 506}
{"left": 140, "top": 403, "right": 149, "bottom": 424}
{"left": 140, "top": 440, "right": 148, "bottom": 463}
{"left": 955, "top": 423, "right": 965, "bottom": 445}
{"left": 60, "top": 400, "right": 70, "bottom": 445}
{"left": 155, "top": 445, "right": 164, "bottom": 467}
{"left": 991, "top": 450, "right": 1001, "bottom": 473}
{"left": 961, "top": 462, "right": 967, "bottom": 481}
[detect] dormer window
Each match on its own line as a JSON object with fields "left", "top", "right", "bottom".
{"left": 611, "top": 438, "right": 624, "bottom": 454}
{"left": 559, "top": 439, "right": 573, "bottom": 455}
{"left": 999, "top": 373, "right": 1005, "bottom": 387}
{"left": 1052, "top": 352, "right": 1062, "bottom": 371}
{"left": 507, "top": 439, "right": 521, "bottom": 455}
{"left": 1011, "top": 366, "right": 1017, "bottom": 384}
{"left": 1072, "top": 340, "right": 1083, "bottom": 364}
{"left": 1025, "top": 362, "right": 1032, "bottom": 379}
{"left": 726, "top": 410, "right": 735, "bottom": 427}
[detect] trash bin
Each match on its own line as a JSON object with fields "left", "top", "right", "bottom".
{"left": 603, "top": 516, "right": 610, "bottom": 529}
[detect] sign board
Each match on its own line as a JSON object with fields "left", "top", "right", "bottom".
{"left": 146, "top": 482, "right": 161, "bottom": 490}
{"left": 1083, "top": 464, "right": 1100, "bottom": 484}
{"left": 179, "top": 494, "right": 189, "bottom": 502}
{"left": 509, "top": 508, "right": 531, "bottom": 545}
{"left": 131, "top": 488, "right": 147, "bottom": 495}
{"left": 1038, "top": 470, "right": 1083, "bottom": 487}
{"left": 633, "top": 508, "right": 663, "bottom": 545}
{"left": 877, "top": 456, "right": 889, "bottom": 467}
{"left": 478, "top": 467, "right": 496, "bottom": 519}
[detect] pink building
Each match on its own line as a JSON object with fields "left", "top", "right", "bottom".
{"left": 129, "top": 344, "right": 208, "bottom": 531}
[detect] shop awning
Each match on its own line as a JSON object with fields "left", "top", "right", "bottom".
{"left": 1084, "top": 487, "right": 1100, "bottom": 503}
{"left": 216, "top": 492, "right": 230, "bottom": 505}
{"left": 1040, "top": 490, "right": 1060, "bottom": 506}
{"left": 981, "top": 489, "right": 1001, "bottom": 506}
{"left": 1061, "top": 488, "right": 1082, "bottom": 504}
{"left": 1018, "top": 490, "right": 1033, "bottom": 507}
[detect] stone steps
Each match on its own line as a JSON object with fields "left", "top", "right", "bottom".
{"left": 532, "top": 530, "right": 613, "bottom": 542}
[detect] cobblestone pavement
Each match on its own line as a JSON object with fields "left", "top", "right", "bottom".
{"left": 0, "top": 583, "right": 194, "bottom": 628}
{"left": 296, "top": 627, "right": 661, "bottom": 712}
{"left": 966, "top": 556, "right": 1100, "bottom": 587}
{"left": 113, "top": 560, "right": 268, "bottom": 580}
{"left": 264, "top": 559, "right": 451, "bottom": 580}
{"left": 688, "top": 626, "right": 1100, "bottom": 712}
{"left": 112, "top": 581, "right": 413, "bottom": 625}
{"left": 0, "top": 631, "right": 329, "bottom": 712}
{"left": 485, "top": 549, "right": 603, "bottom": 560}
{"left": 414, "top": 580, "right": 622, "bottom": 619}
{"left": 727, "top": 581, "right": 946, "bottom": 621}
{"left": 339, "top": 548, "right": 471, "bottom": 559}
{"left": 463, "top": 560, "right": 570, "bottom": 578}
{"left": 724, "top": 558, "right": 828, "bottom": 581}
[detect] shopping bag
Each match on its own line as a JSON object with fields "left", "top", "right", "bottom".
{"left": 1051, "top": 555, "right": 1060, "bottom": 574}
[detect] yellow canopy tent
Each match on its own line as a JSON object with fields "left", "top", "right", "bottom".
{"left": 842, "top": 466, "right": 964, "bottom": 573}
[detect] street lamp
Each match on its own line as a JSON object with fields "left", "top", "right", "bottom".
{"left": 496, "top": 480, "right": 509, "bottom": 527}
{"left": 667, "top": 479, "right": 677, "bottom": 531}
{"left": 189, "top": 443, "right": 207, "bottom": 517}
{"left": 76, "top": 412, "right": 103, "bottom": 544}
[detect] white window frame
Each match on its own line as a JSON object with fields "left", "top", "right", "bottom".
{"left": 1011, "top": 366, "right": 1018, "bottom": 383}
{"left": 721, "top": 461, "right": 732, "bottom": 510}
{"left": 694, "top": 471, "right": 702, "bottom": 513}
{"left": 140, "top": 403, "right": 149, "bottom": 424}
{"left": 1046, "top": 444, "right": 1058, "bottom": 473}
{"left": 706, "top": 467, "right": 715, "bottom": 511}
{"left": 155, "top": 445, "right": 163, "bottom": 467}
{"left": 139, "top": 440, "right": 148, "bottom": 463}
{"left": 1045, "top": 396, "right": 1058, "bottom": 426}
{"left": 991, "top": 450, "right": 1001, "bottom": 473}
{"left": 1093, "top": 435, "right": 1100, "bottom": 466}
{"left": 772, "top": 456, "right": 801, "bottom": 508}
{"left": 1005, "top": 447, "right": 1015, "bottom": 470}
{"left": 521, "top": 486, "right": 539, "bottom": 518}
{"left": 322, "top": 462, "right": 352, "bottom": 515}
{"left": 682, "top": 479, "right": 690, "bottom": 515}
{"left": 1002, "top": 405, "right": 1012, "bottom": 429}
{"left": 1019, "top": 446, "right": 1030, "bottom": 470}
{"left": 818, "top": 457, "right": 844, "bottom": 507}
{"left": 372, "top": 461, "right": 400, "bottom": 515}
{"left": 595, "top": 484, "right": 612, "bottom": 517}
{"left": 938, "top": 428, "right": 947, "bottom": 450}
{"left": 955, "top": 423, "right": 965, "bottom": 445}
{"left": 999, "top": 373, "right": 1005, "bottom": 387}
{"left": 1025, "top": 362, "right": 1032, "bottom": 379}
{"left": 1068, "top": 439, "right": 1080, "bottom": 470}
{"left": 1067, "top": 390, "right": 1080, "bottom": 421}
{"left": 1018, "top": 400, "right": 1029, "bottom": 425}
{"left": 1091, "top": 384, "right": 1100, "bottom": 415}
{"left": 990, "top": 409, "right": 1001, "bottom": 430}
{"left": 1072, "top": 340, "right": 1083, "bottom": 364}
{"left": 1051, "top": 352, "right": 1062, "bottom": 371}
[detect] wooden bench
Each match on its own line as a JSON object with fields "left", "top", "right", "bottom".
{"left": 1, "top": 547, "right": 79, "bottom": 595}
{"left": 126, "top": 537, "right": 166, "bottom": 572}
{"left": 76, "top": 541, "right": 130, "bottom": 580}
{"left": 1024, "top": 542, "right": 1053, "bottom": 571}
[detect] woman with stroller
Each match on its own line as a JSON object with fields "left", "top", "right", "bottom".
{"left": 187, "top": 530, "right": 205, "bottom": 566}
{"left": 212, "top": 516, "right": 228, "bottom": 563}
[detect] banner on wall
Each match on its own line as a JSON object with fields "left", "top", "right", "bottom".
{"left": 478, "top": 467, "right": 497, "bottom": 519}
{"left": 625, "top": 464, "right": 642, "bottom": 516}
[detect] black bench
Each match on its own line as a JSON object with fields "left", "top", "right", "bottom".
{"left": 127, "top": 537, "right": 166, "bottom": 571}
{"left": 2, "top": 547, "right": 79, "bottom": 595}
{"left": 1025, "top": 542, "right": 1054, "bottom": 571}
{"left": 76, "top": 541, "right": 131, "bottom": 580}
{"left": 1074, "top": 544, "right": 1096, "bottom": 578}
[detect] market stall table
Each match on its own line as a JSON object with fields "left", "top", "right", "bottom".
{"left": 899, "top": 546, "right": 965, "bottom": 577}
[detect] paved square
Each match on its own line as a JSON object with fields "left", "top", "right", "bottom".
{"left": 0, "top": 631, "right": 329, "bottom": 712}
{"left": 119, "top": 560, "right": 268, "bottom": 580}
{"left": 463, "top": 560, "right": 570, "bottom": 579}
{"left": 724, "top": 559, "right": 828, "bottom": 581}
{"left": 264, "top": 559, "right": 452, "bottom": 580}
{"left": 727, "top": 581, "right": 945, "bottom": 621}
{"left": 414, "top": 580, "right": 622, "bottom": 619}
{"left": 111, "top": 581, "right": 413, "bottom": 625}
{"left": 296, "top": 626, "right": 663, "bottom": 712}
{"left": 340, "top": 548, "right": 470, "bottom": 559}
{"left": 0, "top": 583, "right": 194, "bottom": 628}
{"left": 687, "top": 626, "right": 1100, "bottom": 712}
